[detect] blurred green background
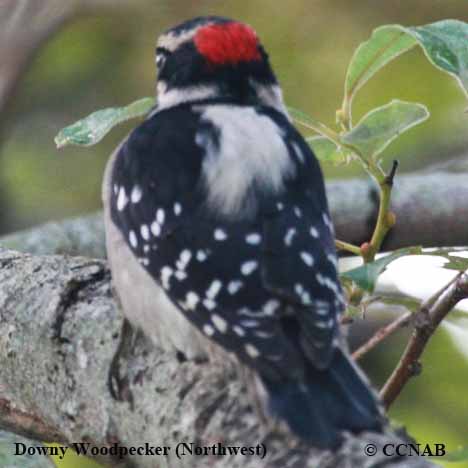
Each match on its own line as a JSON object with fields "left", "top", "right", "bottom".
{"left": 1, "top": 1, "right": 467, "bottom": 467}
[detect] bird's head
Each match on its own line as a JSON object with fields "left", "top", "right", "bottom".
{"left": 155, "top": 16, "right": 286, "bottom": 113}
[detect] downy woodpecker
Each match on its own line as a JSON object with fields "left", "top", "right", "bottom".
{"left": 103, "top": 16, "right": 383, "bottom": 447}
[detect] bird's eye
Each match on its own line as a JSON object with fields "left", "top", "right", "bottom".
{"left": 156, "top": 53, "right": 166, "bottom": 70}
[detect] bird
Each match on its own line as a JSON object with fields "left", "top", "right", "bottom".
{"left": 102, "top": 15, "right": 383, "bottom": 448}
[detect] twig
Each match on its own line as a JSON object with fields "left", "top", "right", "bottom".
{"left": 352, "top": 273, "right": 461, "bottom": 361}
{"left": 0, "top": 397, "right": 65, "bottom": 444}
{"left": 335, "top": 239, "right": 361, "bottom": 256}
{"left": 380, "top": 272, "right": 468, "bottom": 409}
{"left": 352, "top": 311, "right": 412, "bottom": 361}
{"left": 384, "top": 160, "right": 399, "bottom": 187}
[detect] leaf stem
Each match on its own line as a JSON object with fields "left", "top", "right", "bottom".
{"left": 293, "top": 118, "right": 342, "bottom": 147}
{"left": 335, "top": 239, "right": 361, "bottom": 256}
{"left": 362, "top": 160, "right": 398, "bottom": 262}
{"left": 337, "top": 99, "right": 352, "bottom": 132}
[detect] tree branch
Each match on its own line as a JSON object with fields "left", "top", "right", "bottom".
{"left": 2, "top": 168, "right": 468, "bottom": 258}
{"left": 0, "top": 0, "right": 144, "bottom": 119}
{"left": 352, "top": 311, "right": 412, "bottom": 361}
{"left": 328, "top": 168, "right": 468, "bottom": 250}
{"left": 0, "top": 247, "right": 434, "bottom": 468}
{"left": 380, "top": 272, "right": 468, "bottom": 408}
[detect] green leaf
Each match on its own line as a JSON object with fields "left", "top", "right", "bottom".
{"left": 343, "top": 20, "right": 468, "bottom": 120}
{"left": 408, "top": 20, "right": 468, "bottom": 99}
{"left": 287, "top": 106, "right": 340, "bottom": 143}
{"left": 341, "top": 100, "right": 429, "bottom": 160}
{"left": 306, "top": 136, "right": 355, "bottom": 165}
{"left": 55, "top": 97, "right": 155, "bottom": 148}
{"left": 344, "top": 26, "right": 417, "bottom": 111}
{"left": 341, "top": 247, "right": 421, "bottom": 292}
{"left": 445, "top": 446, "right": 468, "bottom": 462}
{"left": 287, "top": 106, "right": 323, "bottom": 130}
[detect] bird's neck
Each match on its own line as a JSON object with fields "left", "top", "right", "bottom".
{"left": 155, "top": 79, "right": 288, "bottom": 116}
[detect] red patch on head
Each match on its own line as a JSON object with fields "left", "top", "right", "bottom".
{"left": 194, "top": 22, "right": 261, "bottom": 65}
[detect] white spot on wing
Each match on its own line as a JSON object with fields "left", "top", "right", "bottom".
{"left": 327, "top": 253, "right": 338, "bottom": 268}
{"left": 316, "top": 273, "right": 341, "bottom": 296}
{"left": 315, "top": 318, "right": 334, "bottom": 329}
{"left": 294, "top": 206, "right": 302, "bottom": 218}
{"left": 245, "top": 344, "right": 260, "bottom": 358}
{"left": 241, "top": 319, "right": 259, "bottom": 328}
{"left": 203, "top": 324, "right": 215, "bottom": 336}
{"left": 214, "top": 228, "right": 228, "bottom": 241}
{"left": 131, "top": 185, "right": 142, "bottom": 204}
{"left": 196, "top": 250, "right": 208, "bottom": 262}
{"left": 241, "top": 260, "right": 258, "bottom": 276}
{"left": 151, "top": 221, "right": 161, "bottom": 237}
{"left": 174, "top": 202, "right": 182, "bottom": 216}
{"left": 211, "top": 314, "right": 228, "bottom": 333}
{"left": 206, "top": 280, "right": 222, "bottom": 300}
{"left": 301, "top": 291, "right": 312, "bottom": 305}
{"left": 263, "top": 300, "right": 280, "bottom": 316}
{"left": 284, "top": 228, "right": 296, "bottom": 246}
{"left": 175, "top": 270, "right": 187, "bottom": 281}
{"left": 310, "top": 227, "right": 319, "bottom": 238}
{"left": 203, "top": 298, "right": 216, "bottom": 310}
{"left": 254, "top": 330, "right": 274, "bottom": 339}
{"left": 246, "top": 233, "right": 262, "bottom": 245}
{"left": 301, "top": 252, "right": 314, "bottom": 267}
{"left": 177, "top": 250, "right": 192, "bottom": 270}
{"left": 315, "top": 301, "right": 329, "bottom": 316}
{"left": 228, "top": 280, "right": 243, "bottom": 294}
{"left": 233, "top": 325, "right": 245, "bottom": 337}
{"left": 161, "top": 266, "right": 173, "bottom": 289}
{"left": 323, "top": 213, "right": 334, "bottom": 233}
{"left": 141, "top": 224, "right": 150, "bottom": 241}
{"left": 292, "top": 142, "right": 305, "bottom": 164}
{"left": 129, "top": 231, "right": 138, "bottom": 248}
{"left": 116, "top": 187, "right": 128, "bottom": 211}
{"left": 185, "top": 292, "right": 199, "bottom": 310}
{"left": 156, "top": 208, "right": 165, "bottom": 225}
{"left": 238, "top": 308, "right": 262, "bottom": 318}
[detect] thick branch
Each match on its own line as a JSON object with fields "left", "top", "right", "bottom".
{"left": 380, "top": 273, "right": 468, "bottom": 408}
{"left": 0, "top": 248, "right": 434, "bottom": 468}
{"left": 328, "top": 169, "right": 468, "bottom": 250}
{"left": 0, "top": 212, "right": 106, "bottom": 258}
{"left": 2, "top": 169, "right": 468, "bottom": 258}
{"left": 0, "top": 1, "right": 77, "bottom": 117}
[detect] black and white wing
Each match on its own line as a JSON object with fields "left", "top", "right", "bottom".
{"left": 110, "top": 103, "right": 344, "bottom": 379}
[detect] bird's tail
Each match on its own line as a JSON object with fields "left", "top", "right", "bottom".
{"left": 261, "top": 348, "right": 384, "bottom": 448}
